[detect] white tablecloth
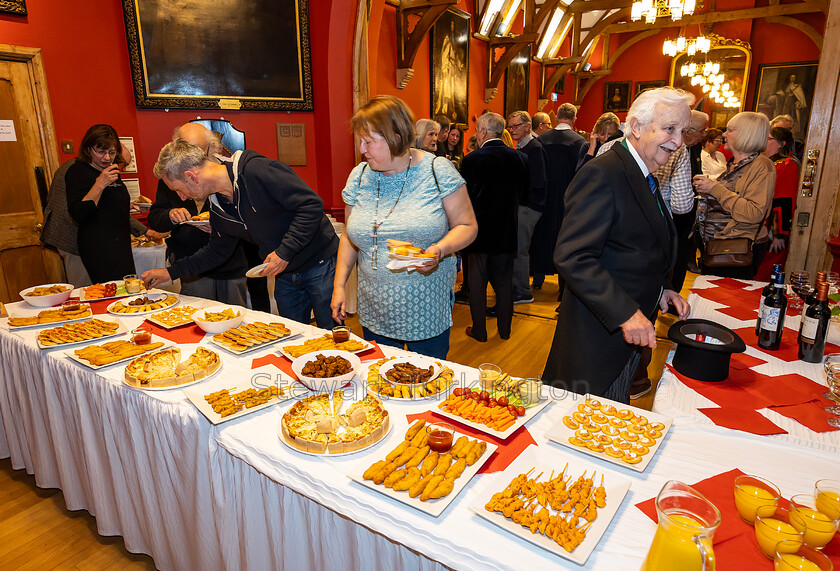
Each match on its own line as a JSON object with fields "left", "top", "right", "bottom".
{"left": 2, "top": 285, "right": 839, "bottom": 570}
{"left": 653, "top": 275, "right": 840, "bottom": 452}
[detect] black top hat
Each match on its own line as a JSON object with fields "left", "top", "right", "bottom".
{"left": 667, "top": 319, "right": 746, "bottom": 382}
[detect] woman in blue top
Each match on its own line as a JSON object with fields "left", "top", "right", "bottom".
{"left": 331, "top": 96, "right": 477, "bottom": 359}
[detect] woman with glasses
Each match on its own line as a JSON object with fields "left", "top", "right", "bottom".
{"left": 700, "top": 128, "right": 726, "bottom": 179}
{"left": 759, "top": 126, "right": 801, "bottom": 275}
{"left": 331, "top": 96, "right": 477, "bottom": 359}
{"left": 66, "top": 124, "right": 137, "bottom": 282}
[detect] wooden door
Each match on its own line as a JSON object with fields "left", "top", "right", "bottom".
{"left": 0, "top": 46, "right": 62, "bottom": 303}
{"left": 786, "top": 0, "right": 840, "bottom": 275}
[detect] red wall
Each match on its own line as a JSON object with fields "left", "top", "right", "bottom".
{"left": 0, "top": 1, "right": 357, "bottom": 211}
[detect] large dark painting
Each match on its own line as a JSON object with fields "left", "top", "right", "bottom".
{"left": 0, "top": 0, "right": 26, "bottom": 15}
{"left": 431, "top": 8, "right": 470, "bottom": 126}
{"left": 122, "top": 0, "right": 313, "bottom": 111}
{"left": 504, "top": 46, "right": 530, "bottom": 118}
{"left": 604, "top": 81, "right": 631, "bottom": 113}
{"left": 754, "top": 61, "right": 818, "bottom": 141}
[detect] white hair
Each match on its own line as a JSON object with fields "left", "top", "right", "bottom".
{"left": 414, "top": 119, "right": 440, "bottom": 148}
{"left": 477, "top": 112, "right": 505, "bottom": 138}
{"left": 626, "top": 87, "right": 694, "bottom": 129}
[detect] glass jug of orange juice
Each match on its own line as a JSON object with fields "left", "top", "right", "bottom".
{"left": 641, "top": 480, "right": 722, "bottom": 571}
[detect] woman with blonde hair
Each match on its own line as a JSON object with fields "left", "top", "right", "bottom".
{"left": 576, "top": 112, "right": 621, "bottom": 170}
{"left": 332, "top": 96, "right": 477, "bottom": 358}
{"left": 693, "top": 112, "right": 776, "bottom": 279}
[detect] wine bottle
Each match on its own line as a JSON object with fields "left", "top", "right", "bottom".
{"left": 799, "top": 282, "right": 831, "bottom": 363}
{"left": 758, "top": 272, "right": 787, "bottom": 350}
{"left": 802, "top": 271, "right": 827, "bottom": 316}
{"left": 756, "top": 264, "right": 784, "bottom": 335}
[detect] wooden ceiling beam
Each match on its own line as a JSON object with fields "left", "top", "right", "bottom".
{"left": 395, "top": 0, "right": 458, "bottom": 88}
{"left": 766, "top": 15, "right": 824, "bottom": 48}
{"left": 567, "top": 0, "right": 633, "bottom": 13}
{"left": 602, "top": 2, "right": 821, "bottom": 33}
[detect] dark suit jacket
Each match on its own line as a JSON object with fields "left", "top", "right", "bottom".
{"left": 530, "top": 127, "right": 585, "bottom": 274}
{"left": 460, "top": 139, "right": 529, "bottom": 254}
{"left": 518, "top": 136, "right": 548, "bottom": 212}
{"left": 543, "top": 142, "right": 677, "bottom": 395}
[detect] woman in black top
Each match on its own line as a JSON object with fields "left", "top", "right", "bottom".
{"left": 66, "top": 124, "right": 136, "bottom": 282}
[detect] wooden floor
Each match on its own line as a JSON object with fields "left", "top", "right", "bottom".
{"left": 0, "top": 272, "right": 696, "bottom": 569}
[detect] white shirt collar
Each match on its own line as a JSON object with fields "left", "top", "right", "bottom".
{"left": 480, "top": 137, "right": 502, "bottom": 147}
{"left": 554, "top": 122, "right": 572, "bottom": 131}
{"left": 624, "top": 137, "right": 650, "bottom": 177}
{"left": 516, "top": 132, "right": 534, "bottom": 149}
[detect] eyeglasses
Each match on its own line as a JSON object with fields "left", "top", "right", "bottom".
{"left": 91, "top": 147, "right": 117, "bottom": 158}
{"left": 507, "top": 122, "right": 527, "bottom": 130}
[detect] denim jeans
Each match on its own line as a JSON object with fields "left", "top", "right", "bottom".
{"left": 362, "top": 326, "right": 450, "bottom": 360}
{"left": 274, "top": 256, "right": 336, "bottom": 329}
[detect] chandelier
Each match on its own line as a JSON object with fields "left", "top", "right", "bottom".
{"left": 631, "top": 0, "right": 696, "bottom": 24}
{"left": 679, "top": 57, "right": 739, "bottom": 108}
{"left": 663, "top": 35, "right": 710, "bottom": 57}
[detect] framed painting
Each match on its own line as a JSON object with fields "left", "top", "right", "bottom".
{"left": 0, "top": 0, "right": 26, "bottom": 15}
{"left": 753, "top": 61, "right": 818, "bottom": 141}
{"left": 504, "top": 46, "right": 530, "bottom": 118}
{"left": 122, "top": 0, "right": 313, "bottom": 111}
{"left": 604, "top": 81, "right": 631, "bottom": 113}
{"left": 635, "top": 80, "right": 666, "bottom": 98}
{"left": 431, "top": 7, "right": 470, "bottom": 126}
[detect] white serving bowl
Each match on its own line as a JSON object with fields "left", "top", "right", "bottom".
{"left": 292, "top": 350, "right": 361, "bottom": 393}
{"left": 379, "top": 356, "right": 441, "bottom": 387}
{"left": 19, "top": 283, "right": 74, "bottom": 308}
{"left": 191, "top": 305, "right": 244, "bottom": 334}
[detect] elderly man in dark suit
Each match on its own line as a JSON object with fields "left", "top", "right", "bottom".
{"left": 542, "top": 87, "right": 692, "bottom": 402}
{"left": 460, "top": 112, "right": 529, "bottom": 342}
{"left": 531, "top": 102, "right": 585, "bottom": 292}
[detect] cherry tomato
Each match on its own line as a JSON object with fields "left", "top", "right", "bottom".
{"left": 453, "top": 388, "right": 464, "bottom": 396}
{"left": 507, "top": 404, "right": 518, "bottom": 416}
{"left": 488, "top": 398, "right": 497, "bottom": 407}
{"left": 479, "top": 390, "right": 490, "bottom": 401}
{"left": 516, "top": 406, "right": 526, "bottom": 417}
{"left": 497, "top": 396, "right": 509, "bottom": 407}
{"left": 470, "top": 392, "right": 479, "bottom": 400}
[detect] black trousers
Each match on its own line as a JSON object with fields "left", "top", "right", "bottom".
{"left": 242, "top": 241, "right": 271, "bottom": 313}
{"left": 466, "top": 252, "right": 514, "bottom": 340}
{"left": 671, "top": 206, "right": 696, "bottom": 293}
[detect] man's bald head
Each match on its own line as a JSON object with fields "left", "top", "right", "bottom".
{"left": 174, "top": 123, "right": 220, "bottom": 156}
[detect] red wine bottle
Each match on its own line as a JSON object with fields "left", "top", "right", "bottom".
{"left": 756, "top": 264, "right": 784, "bottom": 335}
{"left": 802, "top": 271, "right": 827, "bottom": 316}
{"left": 799, "top": 282, "right": 831, "bottom": 363}
{"left": 758, "top": 272, "right": 786, "bottom": 350}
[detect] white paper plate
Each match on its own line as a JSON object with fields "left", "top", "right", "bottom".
{"left": 106, "top": 292, "right": 179, "bottom": 316}
{"left": 434, "top": 393, "right": 553, "bottom": 441}
{"left": 79, "top": 280, "right": 147, "bottom": 302}
{"left": 182, "top": 219, "right": 210, "bottom": 228}
{"left": 348, "top": 429, "right": 497, "bottom": 517}
{"left": 36, "top": 319, "right": 126, "bottom": 350}
{"left": 389, "top": 252, "right": 435, "bottom": 263}
{"left": 543, "top": 394, "right": 673, "bottom": 473}
{"left": 65, "top": 335, "right": 173, "bottom": 369}
{"left": 122, "top": 358, "right": 222, "bottom": 391}
{"left": 185, "top": 379, "right": 293, "bottom": 425}
{"left": 275, "top": 332, "right": 373, "bottom": 360}
{"left": 6, "top": 303, "right": 93, "bottom": 330}
{"left": 245, "top": 263, "right": 268, "bottom": 278}
{"left": 468, "top": 447, "right": 631, "bottom": 566}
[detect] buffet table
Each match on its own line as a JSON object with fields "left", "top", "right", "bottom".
{"left": 653, "top": 275, "right": 840, "bottom": 452}
{"left": 2, "top": 286, "right": 839, "bottom": 570}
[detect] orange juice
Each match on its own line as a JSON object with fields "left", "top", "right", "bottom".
{"left": 641, "top": 514, "right": 715, "bottom": 571}
{"left": 774, "top": 553, "right": 824, "bottom": 571}
{"left": 790, "top": 506, "right": 838, "bottom": 548}
{"left": 734, "top": 483, "right": 779, "bottom": 524}
{"left": 815, "top": 491, "right": 840, "bottom": 520}
{"left": 756, "top": 517, "right": 803, "bottom": 559}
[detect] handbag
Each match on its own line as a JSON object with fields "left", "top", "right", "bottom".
{"left": 702, "top": 237, "right": 753, "bottom": 268}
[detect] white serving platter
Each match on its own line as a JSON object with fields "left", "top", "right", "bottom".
{"left": 210, "top": 321, "right": 301, "bottom": 355}
{"left": 543, "top": 394, "right": 673, "bottom": 473}
{"left": 106, "top": 292, "right": 179, "bottom": 316}
{"left": 122, "top": 358, "right": 222, "bottom": 392}
{"left": 275, "top": 332, "right": 373, "bottom": 360}
{"left": 78, "top": 280, "right": 147, "bottom": 302}
{"left": 468, "top": 447, "right": 631, "bottom": 566}
{"left": 65, "top": 335, "right": 172, "bottom": 370}
{"left": 434, "top": 393, "right": 553, "bottom": 441}
{"left": 36, "top": 319, "right": 126, "bottom": 350}
{"left": 362, "top": 358, "right": 456, "bottom": 402}
{"left": 378, "top": 356, "right": 442, "bottom": 386}
{"left": 185, "top": 379, "right": 293, "bottom": 425}
{"left": 6, "top": 303, "right": 93, "bottom": 331}
{"left": 144, "top": 305, "right": 204, "bottom": 329}
{"left": 348, "top": 430, "right": 498, "bottom": 518}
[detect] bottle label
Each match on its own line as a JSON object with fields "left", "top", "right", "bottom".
{"left": 757, "top": 297, "right": 765, "bottom": 320}
{"left": 800, "top": 315, "right": 820, "bottom": 342}
{"left": 762, "top": 308, "right": 782, "bottom": 332}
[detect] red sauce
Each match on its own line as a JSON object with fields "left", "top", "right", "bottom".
{"left": 332, "top": 328, "right": 351, "bottom": 343}
{"left": 132, "top": 330, "right": 152, "bottom": 345}
{"left": 62, "top": 301, "right": 81, "bottom": 312}
{"left": 427, "top": 429, "right": 453, "bottom": 453}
